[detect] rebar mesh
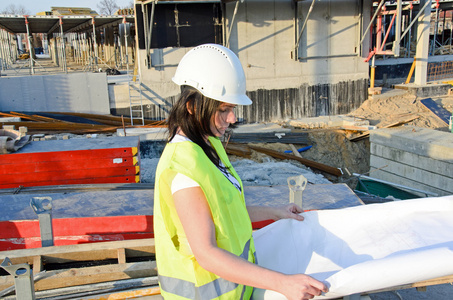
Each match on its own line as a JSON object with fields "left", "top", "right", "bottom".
{"left": 427, "top": 60, "right": 453, "bottom": 81}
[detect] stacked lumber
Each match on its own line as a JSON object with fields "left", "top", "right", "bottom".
{"left": 0, "top": 112, "right": 166, "bottom": 134}
{"left": 0, "top": 136, "right": 141, "bottom": 189}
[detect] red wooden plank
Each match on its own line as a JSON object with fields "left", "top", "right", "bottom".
{"left": 1, "top": 166, "right": 140, "bottom": 184}
{"left": 0, "top": 157, "right": 138, "bottom": 175}
{"left": 252, "top": 219, "right": 275, "bottom": 229}
{"left": 0, "top": 215, "right": 154, "bottom": 251}
{"left": 0, "top": 233, "right": 154, "bottom": 251}
{"left": 0, "top": 175, "right": 140, "bottom": 189}
{"left": 0, "top": 148, "right": 138, "bottom": 165}
{"left": 0, "top": 216, "right": 153, "bottom": 239}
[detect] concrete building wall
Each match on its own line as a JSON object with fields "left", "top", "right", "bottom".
{"left": 111, "top": 0, "right": 371, "bottom": 122}
{"left": 369, "top": 127, "right": 453, "bottom": 197}
{"left": 0, "top": 73, "right": 110, "bottom": 114}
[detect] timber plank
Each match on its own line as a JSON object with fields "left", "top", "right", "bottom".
{"left": 0, "top": 216, "right": 153, "bottom": 239}
{"left": 0, "top": 136, "right": 139, "bottom": 163}
{"left": 0, "top": 148, "right": 138, "bottom": 164}
{"left": 0, "top": 156, "right": 138, "bottom": 175}
{"left": 0, "top": 239, "right": 155, "bottom": 264}
{"left": 0, "top": 175, "right": 140, "bottom": 189}
{"left": 0, "top": 261, "right": 157, "bottom": 291}
{"left": 0, "top": 166, "right": 139, "bottom": 185}
{"left": 224, "top": 142, "right": 252, "bottom": 158}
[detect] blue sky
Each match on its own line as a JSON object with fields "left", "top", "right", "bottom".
{"left": 2, "top": 1, "right": 133, "bottom": 15}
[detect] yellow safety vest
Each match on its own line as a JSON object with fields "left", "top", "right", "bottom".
{"left": 154, "top": 136, "right": 256, "bottom": 299}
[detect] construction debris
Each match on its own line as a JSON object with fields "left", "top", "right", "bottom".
{"left": 349, "top": 115, "right": 420, "bottom": 142}
{"left": 0, "top": 128, "right": 31, "bottom": 154}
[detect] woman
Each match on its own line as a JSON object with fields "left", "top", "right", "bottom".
{"left": 154, "top": 44, "right": 327, "bottom": 300}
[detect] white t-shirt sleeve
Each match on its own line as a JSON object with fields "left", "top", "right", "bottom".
{"left": 171, "top": 172, "right": 200, "bottom": 194}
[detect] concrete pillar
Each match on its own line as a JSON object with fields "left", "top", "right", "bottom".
{"left": 414, "top": 0, "right": 432, "bottom": 85}
{"left": 361, "top": 0, "right": 372, "bottom": 58}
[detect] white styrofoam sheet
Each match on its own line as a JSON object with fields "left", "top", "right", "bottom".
{"left": 252, "top": 196, "right": 453, "bottom": 299}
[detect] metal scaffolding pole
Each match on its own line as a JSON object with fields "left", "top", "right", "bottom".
{"left": 432, "top": 0, "right": 439, "bottom": 55}
{"left": 92, "top": 17, "right": 99, "bottom": 70}
{"left": 24, "top": 15, "right": 34, "bottom": 75}
{"left": 59, "top": 17, "right": 67, "bottom": 73}
{"left": 294, "top": 0, "right": 316, "bottom": 60}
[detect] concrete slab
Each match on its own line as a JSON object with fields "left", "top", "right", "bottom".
{"left": 369, "top": 126, "right": 453, "bottom": 196}
{"left": 117, "top": 127, "right": 167, "bottom": 141}
{"left": 0, "top": 117, "right": 21, "bottom": 122}
{"left": 394, "top": 82, "right": 451, "bottom": 98}
{"left": 370, "top": 155, "right": 453, "bottom": 194}
{"left": 371, "top": 143, "right": 453, "bottom": 178}
{"left": 287, "top": 115, "right": 370, "bottom": 129}
{"left": 370, "top": 127, "right": 453, "bottom": 162}
{"left": 232, "top": 123, "right": 291, "bottom": 133}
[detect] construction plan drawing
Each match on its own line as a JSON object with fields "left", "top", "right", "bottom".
{"left": 252, "top": 196, "right": 453, "bottom": 299}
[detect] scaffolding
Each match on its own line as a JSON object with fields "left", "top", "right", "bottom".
{"left": 0, "top": 15, "right": 135, "bottom": 74}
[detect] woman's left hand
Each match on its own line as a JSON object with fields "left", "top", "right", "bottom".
{"left": 273, "top": 204, "right": 304, "bottom": 221}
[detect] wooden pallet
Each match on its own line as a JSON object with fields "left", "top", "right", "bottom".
{"left": 0, "top": 239, "right": 156, "bottom": 293}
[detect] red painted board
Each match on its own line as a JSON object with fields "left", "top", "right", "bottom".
{"left": 0, "top": 215, "right": 154, "bottom": 250}
{"left": 1, "top": 166, "right": 140, "bottom": 184}
{"left": 0, "top": 175, "right": 140, "bottom": 189}
{"left": 0, "top": 156, "right": 139, "bottom": 175}
{"left": 0, "top": 233, "right": 154, "bottom": 251}
{"left": 0, "top": 216, "right": 153, "bottom": 239}
{"left": 252, "top": 219, "right": 275, "bottom": 229}
{"left": 0, "top": 148, "right": 138, "bottom": 165}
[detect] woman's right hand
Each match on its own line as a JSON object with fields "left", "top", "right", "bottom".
{"left": 279, "top": 274, "right": 328, "bottom": 300}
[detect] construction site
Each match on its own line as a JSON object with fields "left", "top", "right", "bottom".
{"left": 0, "top": 0, "right": 453, "bottom": 299}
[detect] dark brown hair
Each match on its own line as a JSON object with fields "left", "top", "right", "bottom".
{"left": 167, "top": 87, "right": 223, "bottom": 168}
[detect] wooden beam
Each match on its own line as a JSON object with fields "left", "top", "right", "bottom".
{"left": 248, "top": 145, "right": 342, "bottom": 177}
{"left": 224, "top": 142, "right": 252, "bottom": 158}
{"left": 367, "top": 274, "right": 453, "bottom": 294}
{"left": 0, "top": 261, "right": 157, "bottom": 291}
{"left": 0, "top": 239, "right": 155, "bottom": 265}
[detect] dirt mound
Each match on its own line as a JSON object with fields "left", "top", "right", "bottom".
{"left": 348, "top": 89, "right": 452, "bottom": 131}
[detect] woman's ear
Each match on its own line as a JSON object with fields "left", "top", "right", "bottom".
{"left": 186, "top": 99, "right": 194, "bottom": 115}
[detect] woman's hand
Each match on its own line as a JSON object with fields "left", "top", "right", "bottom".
{"left": 272, "top": 203, "right": 305, "bottom": 221}
{"left": 279, "top": 274, "right": 328, "bottom": 300}
{"left": 247, "top": 204, "right": 305, "bottom": 223}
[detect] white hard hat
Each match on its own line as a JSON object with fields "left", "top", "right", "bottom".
{"left": 172, "top": 44, "right": 252, "bottom": 105}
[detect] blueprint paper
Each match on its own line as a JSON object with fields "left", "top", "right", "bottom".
{"left": 252, "top": 196, "right": 453, "bottom": 299}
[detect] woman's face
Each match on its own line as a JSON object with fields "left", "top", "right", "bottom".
{"left": 211, "top": 102, "right": 237, "bottom": 137}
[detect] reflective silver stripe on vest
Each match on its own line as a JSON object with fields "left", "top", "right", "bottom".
{"left": 159, "top": 239, "right": 254, "bottom": 299}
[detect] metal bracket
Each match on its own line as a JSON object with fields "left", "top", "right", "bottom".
{"left": 287, "top": 175, "right": 307, "bottom": 209}
{"left": 30, "top": 197, "right": 54, "bottom": 247}
{"left": 1, "top": 257, "right": 36, "bottom": 299}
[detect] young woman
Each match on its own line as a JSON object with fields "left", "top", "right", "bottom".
{"left": 154, "top": 44, "right": 327, "bottom": 300}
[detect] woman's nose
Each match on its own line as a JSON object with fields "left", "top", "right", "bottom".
{"left": 226, "top": 110, "right": 237, "bottom": 124}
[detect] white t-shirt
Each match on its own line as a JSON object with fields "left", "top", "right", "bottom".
{"left": 170, "top": 134, "right": 241, "bottom": 194}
